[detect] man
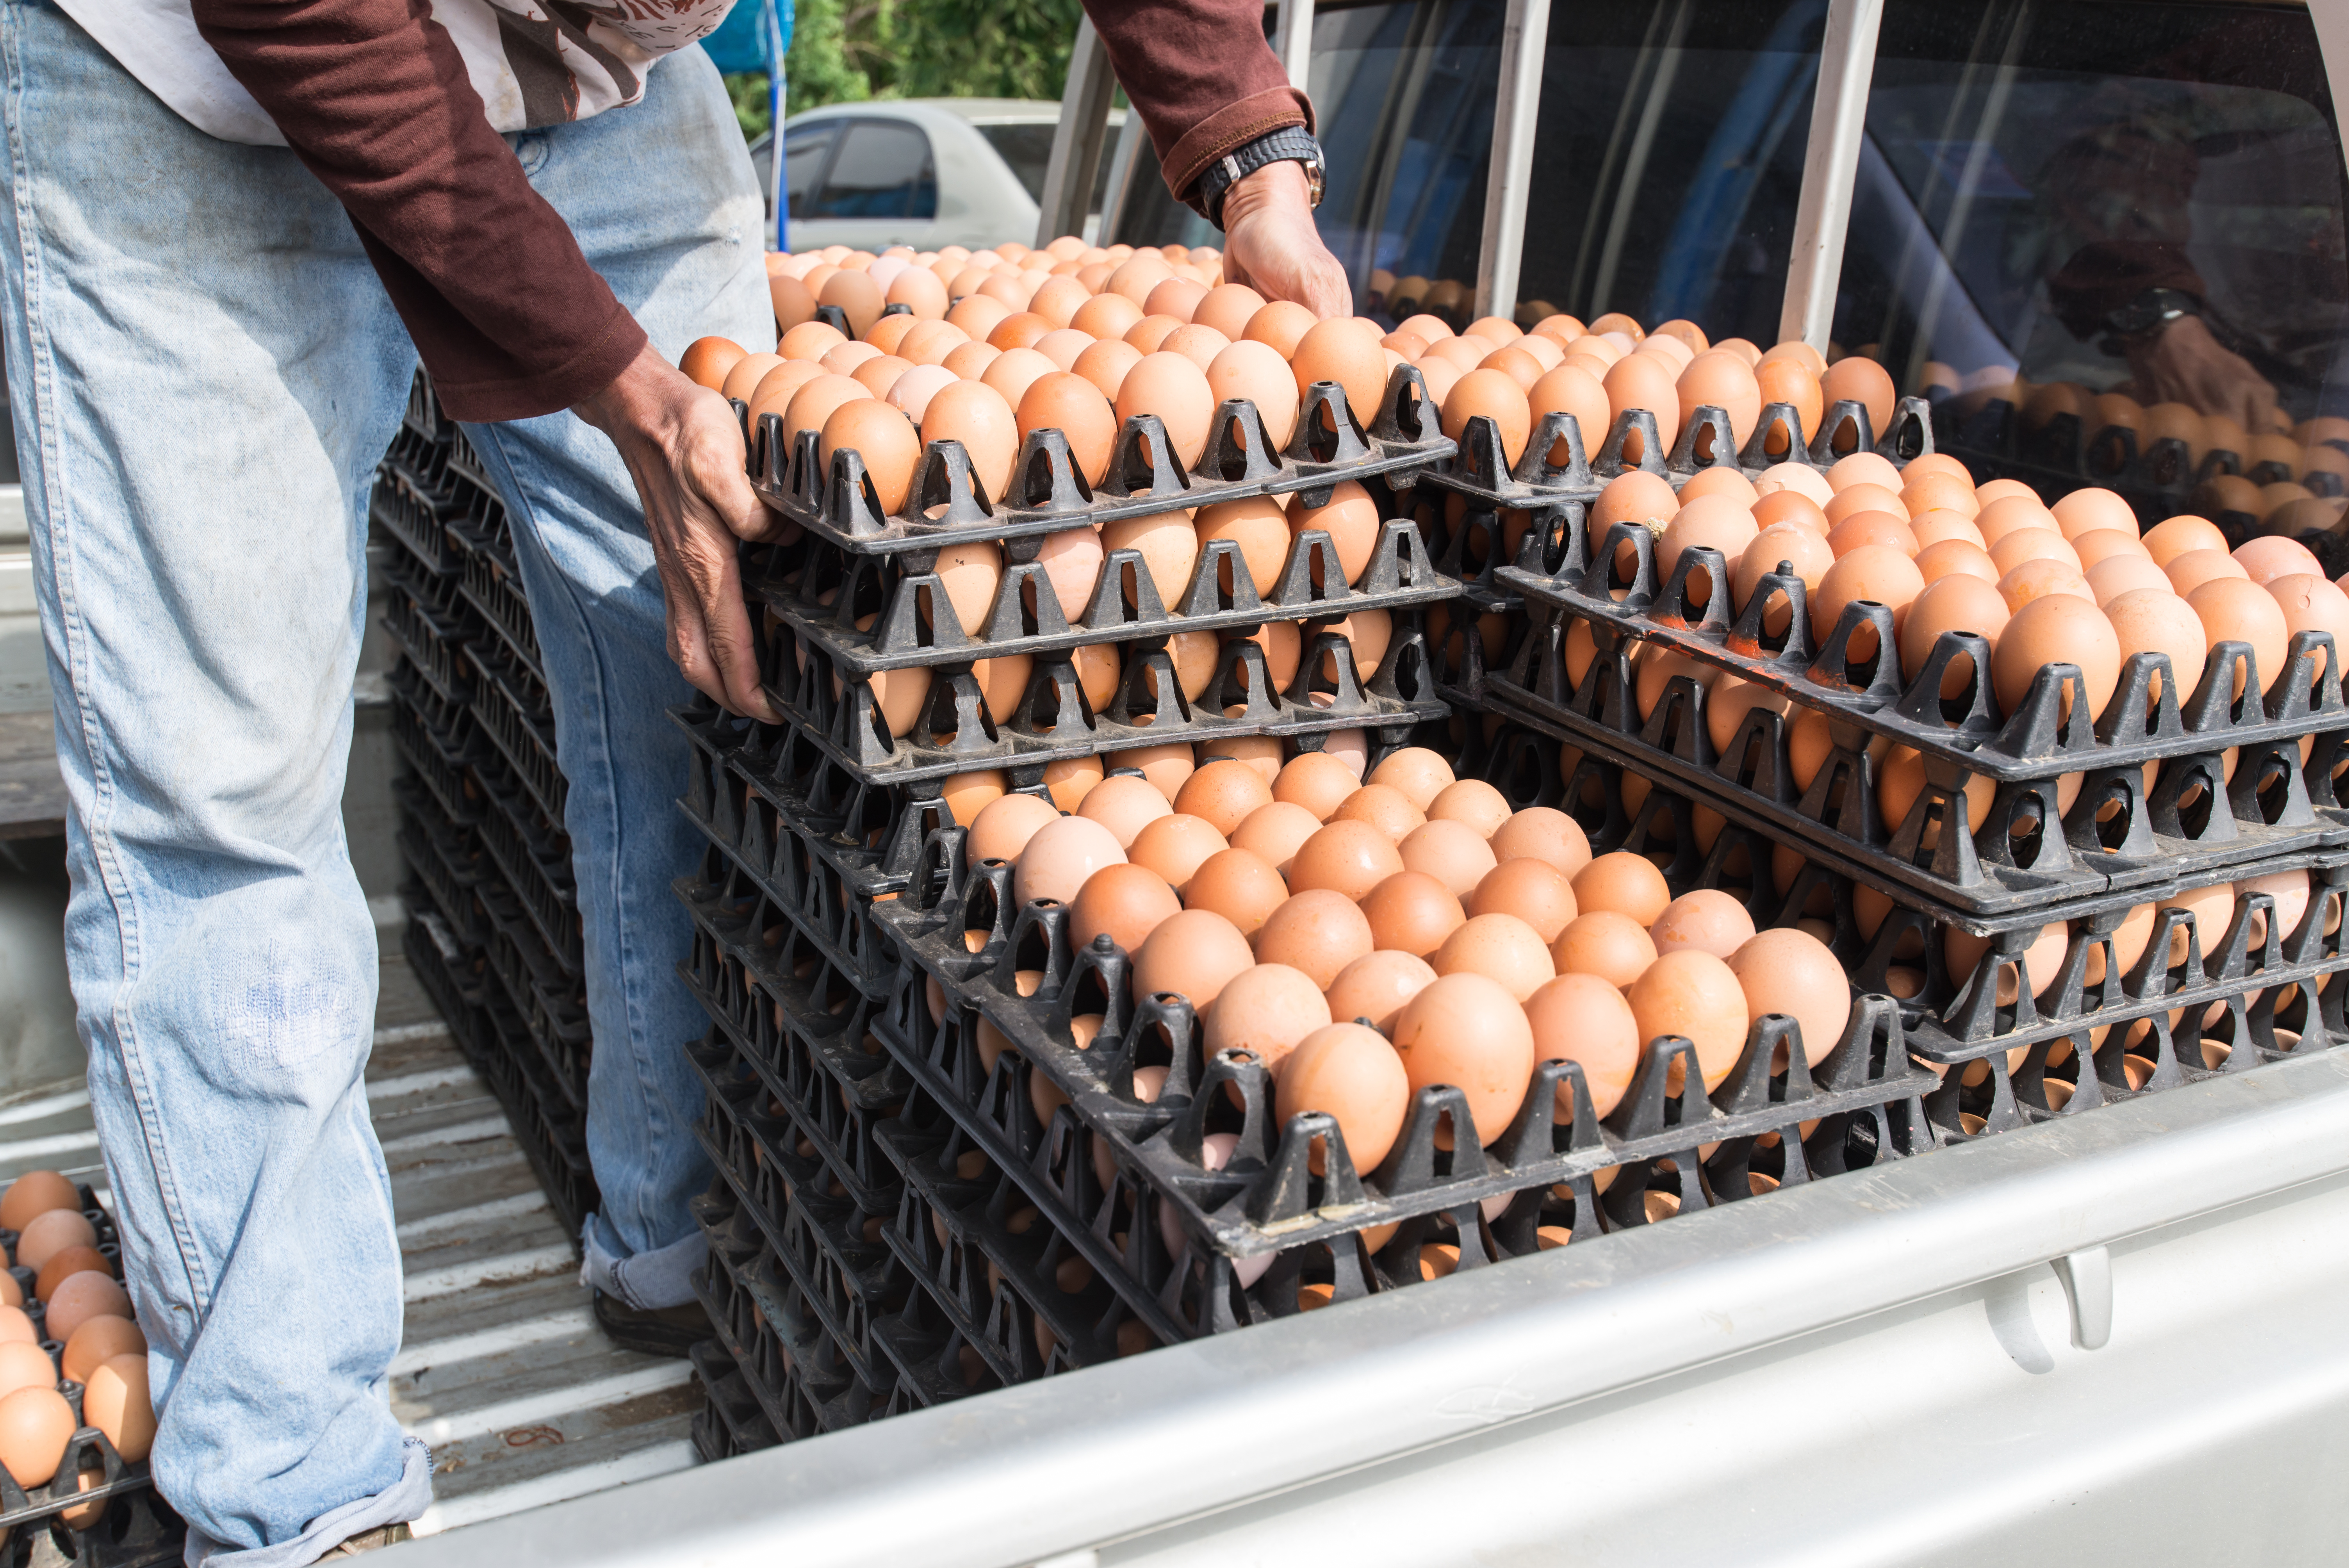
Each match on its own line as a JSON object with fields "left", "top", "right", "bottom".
{"left": 0, "top": 0, "right": 1349, "bottom": 1561}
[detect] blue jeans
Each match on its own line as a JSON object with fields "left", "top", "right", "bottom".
{"left": 0, "top": 4, "right": 767, "bottom": 1560}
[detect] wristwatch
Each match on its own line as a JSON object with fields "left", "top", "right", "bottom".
{"left": 1197, "top": 127, "right": 1326, "bottom": 230}
{"left": 2103, "top": 286, "right": 2199, "bottom": 346}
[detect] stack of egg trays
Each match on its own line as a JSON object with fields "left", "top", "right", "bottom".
{"left": 1929, "top": 393, "right": 2334, "bottom": 532}
{"left": 869, "top": 838, "right": 1936, "bottom": 1336}
{"left": 671, "top": 703, "right": 916, "bottom": 998}
{"left": 1486, "top": 519, "right": 2349, "bottom": 916}
{"left": 0, "top": 1393, "right": 183, "bottom": 1568}
{"left": 682, "top": 1026, "right": 907, "bottom": 1435}
{"left": 1464, "top": 716, "right": 2349, "bottom": 1134}
{"left": 375, "top": 374, "right": 599, "bottom": 1234}
{"left": 740, "top": 371, "right": 1460, "bottom": 783}
{"left": 1410, "top": 397, "right": 1934, "bottom": 706}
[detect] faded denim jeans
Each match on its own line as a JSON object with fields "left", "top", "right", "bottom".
{"left": 0, "top": 2, "right": 768, "bottom": 1559}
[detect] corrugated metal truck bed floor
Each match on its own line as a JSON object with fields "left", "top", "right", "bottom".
{"left": 0, "top": 932, "right": 699, "bottom": 1538}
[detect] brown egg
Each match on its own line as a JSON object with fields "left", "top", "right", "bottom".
{"left": 886, "top": 264, "right": 948, "bottom": 320}
{"left": 1330, "top": 784, "right": 1425, "bottom": 845}
{"left": 1277, "top": 1024, "right": 1411, "bottom": 1173}
{"left": 0, "top": 1343, "right": 50, "bottom": 1405}
{"left": 680, "top": 336, "right": 747, "bottom": 392}
{"left": 920, "top": 379, "right": 1020, "bottom": 502}
{"left": 1202, "top": 964, "right": 1332, "bottom": 1074}
{"left": 1324, "top": 950, "right": 1438, "bottom": 1033}
{"left": 850, "top": 353, "right": 915, "bottom": 399}
{"left": 1592, "top": 471, "right": 1680, "bottom": 534}
{"left": 1522, "top": 972, "right": 1643, "bottom": 1118}
{"left": 2070, "top": 530, "right": 2148, "bottom": 576}
{"left": 2106, "top": 587, "right": 2212, "bottom": 702}
{"left": 1901, "top": 470, "right": 1980, "bottom": 520}
{"left": 1442, "top": 370, "right": 1535, "bottom": 467}
{"left": 1286, "top": 820, "right": 1408, "bottom": 902}
{"left": 1012, "top": 816, "right": 1125, "bottom": 908}
{"left": 34, "top": 1247, "right": 108, "bottom": 1304}
{"left": 1273, "top": 752, "right": 1362, "bottom": 821}
{"left": 1527, "top": 364, "right": 1612, "bottom": 466}
{"left": 1676, "top": 351, "right": 1762, "bottom": 449}
{"left": 1733, "top": 525, "right": 1835, "bottom": 628}
{"left": 1432, "top": 912, "right": 1556, "bottom": 1001}
{"left": 1649, "top": 890, "right": 1756, "bottom": 960}
{"left": 1182, "top": 848, "right": 1289, "bottom": 936}
{"left": 2051, "top": 487, "right": 2136, "bottom": 539}
{"left": 1419, "top": 780, "right": 1506, "bottom": 841}
{"left": 0, "top": 1386, "right": 74, "bottom": 1486}
{"left": 1071, "top": 339, "right": 1143, "bottom": 403}
{"left": 1998, "top": 557, "right": 2094, "bottom": 615}
{"left": 1724, "top": 929, "right": 1850, "bottom": 1067}
{"left": 1171, "top": 282, "right": 1253, "bottom": 340}
{"left": 1573, "top": 853, "right": 1672, "bottom": 925}
{"left": 1195, "top": 496, "right": 1291, "bottom": 599}
{"left": 1167, "top": 759, "right": 1270, "bottom": 836}
{"left": 1825, "top": 510, "right": 1918, "bottom": 560}
{"left": 1286, "top": 481, "right": 1381, "bottom": 588}
{"left": 2269, "top": 575, "right": 2349, "bottom": 681}
{"left": 1390, "top": 972, "right": 1537, "bottom": 1147}
{"left": 940, "top": 340, "right": 1001, "bottom": 380}
{"left": 1754, "top": 358, "right": 1823, "bottom": 446}
{"left": 1100, "top": 510, "right": 1202, "bottom": 607}
{"left": 1255, "top": 891, "right": 1376, "bottom": 989}
{"left": 1819, "top": 356, "right": 1895, "bottom": 441}
{"left": 1602, "top": 354, "right": 1681, "bottom": 463}
{"left": 1358, "top": 871, "right": 1467, "bottom": 958}
{"left": 1208, "top": 340, "right": 1302, "bottom": 449}
{"left": 1127, "top": 814, "right": 1228, "bottom": 891}
{"left": 2165, "top": 548, "right": 2247, "bottom": 598}
{"left": 1396, "top": 819, "right": 1499, "bottom": 900}
{"left": 1073, "top": 775, "right": 1170, "bottom": 848}
{"left": 14, "top": 1208, "right": 93, "bottom": 1273}
{"left": 1627, "top": 950, "right": 1750, "bottom": 1092}
{"left": 1279, "top": 320, "right": 1383, "bottom": 427}
{"left": 1823, "top": 483, "right": 1903, "bottom": 529}
{"left": 819, "top": 268, "right": 885, "bottom": 338}
{"left": 1489, "top": 807, "right": 1592, "bottom": 876}
{"left": 816, "top": 399, "right": 918, "bottom": 516}
{"left": 966, "top": 793, "right": 1060, "bottom": 864}
{"left": 2189, "top": 577, "right": 2291, "bottom": 695}
{"left": 0, "top": 1308, "right": 28, "bottom": 1346}
{"left": 1162, "top": 323, "right": 1232, "bottom": 372}
{"left": 1658, "top": 494, "right": 1761, "bottom": 586}
{"left": 1014, "top": 372, "right": 1117, "bottom": 486}
{"left": 1132, "top": 909, "right": 1256, "bottom": 1007}
{"left": 2236, "top": 536, "right": 2323, "bottom": 588}
{"left": 1809, "top": 545, "right": 1924, "bottom": 643}
{"left": 84, "top": 1354, "right": 153, "bottom": 1465}
{"left": 1991, "top": 593, "right": 2122, "bottom": 720}
{"left": 1751, "top": 489, "right": 1830, "bottom": 537}
{"left": 1900, "top": 573, "right": 2010, "bottom": 681}
{"left": 60, "top": 1316, "right": 144, "bottom": 1387}
{"left": 1680, "top": 467, "right": 1760, "bottom": 509}
{"left": 1704, "top": 675, "right": 1791, "bottom": 754}
{"left": 1367, "top": 747, "right": 1456, "bottom": 811}
{"left": 1230, "top": 802, "right": 1323, "bottom": 875}
{"left": 2143, "top": 514, "right": 2230, "bottom": 567}
{"left": 2089, "top": 553, "right": 2175, "bottom": 606}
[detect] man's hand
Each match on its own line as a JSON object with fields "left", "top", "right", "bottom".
{"left": 1220, "top": 160, "right": 1352, "bottom": 319}
{"left": 574, "top": 342, "right": 778, "bottom": 722}
{"left": 2128, "top": 313, "right": 2282, "bottom": 435}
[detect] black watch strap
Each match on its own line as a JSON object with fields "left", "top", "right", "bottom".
{"left": 1196, "top": 127, "right": 1324, "bottom": 230}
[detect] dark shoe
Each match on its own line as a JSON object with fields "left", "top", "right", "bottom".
{"left": 593, "top": 1289, "right": 710, "bottom": 1358}
{"left": 322, "top": 1522, "right": 412, "bottom": 1556}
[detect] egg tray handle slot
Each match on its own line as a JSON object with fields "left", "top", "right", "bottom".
{"left": 1665, "top": 404, "right": 1743, "bottom": 477}
{"left": 1367, "top": 362, "right": 1439, "bottom": 448}
{"left": 1806, "top": 397, "right": 1876, "bottom": 466}
{"left": 1736, "top": 401, "right": 1814, "bottom": 471}
{"left": 1592, "top": 408, "right": 1671, "bottom": 480}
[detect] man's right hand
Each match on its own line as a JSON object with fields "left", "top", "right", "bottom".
{"left": 2130, "top": 313, "right": 2282, "bottom": 436}
{"left": 573, "top": 342, "right": 779, "bottom": 722}
{"left": 1221, "top": 160, "right": 1353, "bottom": 319}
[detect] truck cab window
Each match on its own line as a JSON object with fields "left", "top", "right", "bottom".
{"left": 806, "top": 121, "right": 940, "bottom": 221}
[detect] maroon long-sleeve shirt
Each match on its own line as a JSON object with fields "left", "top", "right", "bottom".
{"left": 188, "top": 0, "right": 1309, "bottom": 422}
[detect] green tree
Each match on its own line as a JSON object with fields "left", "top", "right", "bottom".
{"left": 725, "top": 71, "right": 773, "bottom": 140}
{"left": 727, "top": 0, "right": 1082, "bottom": 131}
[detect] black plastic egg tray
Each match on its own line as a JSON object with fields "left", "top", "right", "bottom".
{"left": 1462, "top": 720, "right": 2349, "bottom": 1077}
{"left": 764, "top": 505, "right": 1456, "bottom": 677}
{"left": 759, "top": 604, "right": 1450, "bottom": 786}
{"left": 690, "top": 1180, "right": 893, "bottom": 1446}
{"left": 872, "top": 825, "right": 1936, "bottom": 1264}
{"left": 747, "top": 363, "right": 1456, "bottom": 554}
{"left": 1498, "top": 505, "right": 2349, "bottom": 780}
{"left": 1482, "top": 595, "right": 2349, "bottom": 915}
{"left": 0, "top": 1383, "right": 182, "bottom": 1568}
{"left": 474, "top": 754, "right": 581, "bottom": 973}
{"left": 389, "top": 669, "right": 493, "bottom": 832}
{"left": 1417, "top": 394, "right": 1936, "bottom": 511}
{"left": 471, "top": 649, "right": 567, "bottom": 824}
{"left": 450, "top": 503, "right": 544, "bottom": 682}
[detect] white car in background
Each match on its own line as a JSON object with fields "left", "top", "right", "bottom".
{"left": 748, "top": 98, "right": 1124, "bottom": 254}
